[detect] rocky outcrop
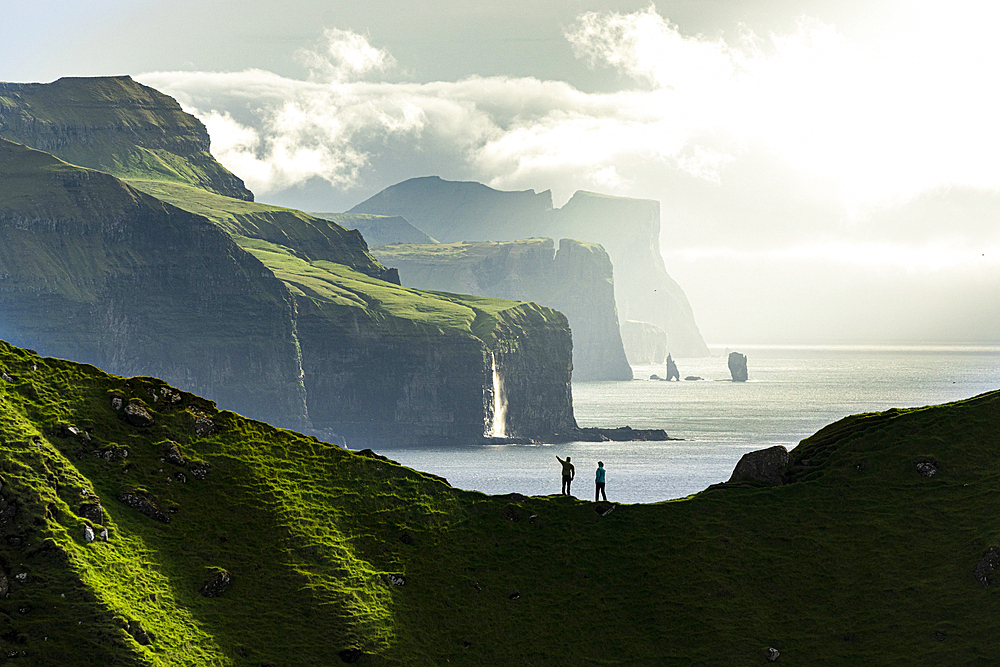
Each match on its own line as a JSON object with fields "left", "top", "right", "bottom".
{"left": 728, "top": 445, "right": 789, "bottom": 485}
{"left": 665, "top": 354, "right": 680, "bottom": 381}
{"left": 728, "top": 352, "right": 748, "bottom": 382}
{"left": 350, "top": 177, "right": 709, "bottom": 358}
{"left": 371, "top": 237, "right": 632, "bottom": 381}
{"left": 0, "top": 76, "right": 252, "bottom": 200}
{"left": 621, "top": 320, "right": 668, "bottom": 364}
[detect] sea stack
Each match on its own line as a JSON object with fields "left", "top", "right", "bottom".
{"left": 728, "top": 352, "right": 748, "bottom": 382}
{"left": 665, "top": 354, "right": 680, "bottom": 381}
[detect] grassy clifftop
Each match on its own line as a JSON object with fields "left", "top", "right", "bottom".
{"left": 0, "top": 76, "right": 252, "bottom": 201}
{"left": 1, "top": 339, "right": 998, "bottom": 665}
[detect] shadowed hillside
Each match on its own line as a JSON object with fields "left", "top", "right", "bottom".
{"left": 1, "top": 339, "right": 998, "bottom": 665}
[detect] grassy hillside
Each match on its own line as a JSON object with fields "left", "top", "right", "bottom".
{"left": 0, "top": 76, "right": 251, "bottom": 201}
{"left": 1, "top": 339, "right": 998, "bottom": 665}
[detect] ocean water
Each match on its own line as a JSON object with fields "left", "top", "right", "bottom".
{"left": 374, "top": 345, "right": 1000, "bottom": 504}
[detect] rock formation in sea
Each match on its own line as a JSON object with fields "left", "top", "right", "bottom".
{"left": 368, "top": 237, "right": 632, "bottom": 381}
{"left": 349, "top": 176, "right": 710, "bottom": 359}
{"left": 665, "top": 354, "right": 680, "bottom": 381}
{"left": 728, "top": 351, "right": 749, "bottom": 382}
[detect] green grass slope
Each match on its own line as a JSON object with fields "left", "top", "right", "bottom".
{"left": 129, "top": 180, "right": 392, "bottom": 281}
{"left": 1, "top": 338, "right": 998, "bottom": 665}
{"left": 0, "top": 76, "right": 251, "bottom": 201}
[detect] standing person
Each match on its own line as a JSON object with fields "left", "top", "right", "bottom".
{"left": 556, "top": 455, "right": 575, "bottom": 495}
{"left": 595, "top": 461, "right": 607, "bottom": 501}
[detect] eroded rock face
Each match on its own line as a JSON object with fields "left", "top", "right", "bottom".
{"left": 199, "top": 569, "right": 231, "bottom": 597}
{"left": 77, "top": 502, "right": 105, "bottom": 525}
{"left": 728, "top": 445, "right": 789, "bottom": 486}
{"left": 117, "top": 488, "right": 170, "bottom": 524}
{"left": 728, "top": 352, "right": 748, "bottom": 382}
{"left": 123, "top": 401, "right": 154, "bottom": 428}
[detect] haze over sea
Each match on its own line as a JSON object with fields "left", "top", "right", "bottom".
{"left": 375, "top": 345, "right": 1000, "bottom": 504}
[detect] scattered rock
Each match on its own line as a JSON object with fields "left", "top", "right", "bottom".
{"left": 188, "top": 461, "right": 210, "bottom": 480}
{"left": 934, "top": 630, "right": 947, "bottom": 641}
{"left": 470, "top": 580, "right": 481, "bottom": 592}
{"left": 123, "top": 401, "right": 154, "bottom": 427}
{"left": 916, "top": 459, "right": 938, "bottom": 478}
{"left": 77, "top": 502, "right": 105, "bottom": 525}
{"left": 100, "top": 527, "right": 109, "bottom": 542}
{"left": 83, "top": 525, "right": 95, "bottom": 543}
{"left": 199, "top": 569, "right": 231, "bottom": 597}
{"left": 188, "top": 408, "right": 215, "bottom": 436}
{"left": 685, "top": 376, "right": 703, "bottom": 381}
{"left": 507, "top": 590, "right": 520, "bottom": 600}
{"left": 665, "top": 354, "right": 680, "bottom": 381}
{"left": 117, "top": 488, "right": 170, "bottom": 524}
{"left": 159, "top": 441, "right": 187, "bottom": 467}
{"left": 765, "top": 646, "right": 780, "bottom": 662}
{"left": 594, "top": 502, "right": 616, "bottom": 517}
{"left": 973, "top": 546, "right": 1000, "bottom": 586}
{"left": 728, "top": 446, "right": 789, "bottom": 486}
{"left": 95, "top": 446, "right": 129, "bottom": 462}
{"left": 1, "top": 372, "right": 13, "bottom": 383}
{"left": 384, "top": 573, "right": 406, "bottom": 586}
{"left": 175, "top": 472, "right": 187, "bottom": 483}
{"left": 110, "top": 396, "right": 123, "bottom": 411}
{"left": 728, "top": 352, "right": 748, "bottom": 382}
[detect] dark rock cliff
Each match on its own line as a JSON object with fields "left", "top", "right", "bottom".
{"left": 0, "top": 139, "right": 307, "bottom": 428}
{"left": 0, "top": 76, "right": 252, "bottom": 201}
{"left": 372, "top": 237, "right": 632, "bottom": 381}
{"left": 293, "top": 291, "right": 575, "bottom": 445}
{"left": 350, "top": 176, "right": 709, "bottom": 358}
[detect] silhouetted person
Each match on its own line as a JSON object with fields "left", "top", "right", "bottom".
{"left": 595, "top": 461, "right": 607, "bottom": 501}
{"left": 556, "top": 455, "right": 575, "bottom": 495}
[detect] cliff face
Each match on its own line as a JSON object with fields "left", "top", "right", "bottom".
{"left": 0, "top": 139, "right": 308, "bottom": 428}
{"left": 0, "top": 76, "right": 253, "bottom": 200}
{"left": 0, "top": 77, "right": 577, "bottom": 446}
{"left": 295, "top": 292, "right": 575, "bottom": 445}
{"left": 350, "top": 176, "right": 710, "bottom": 358}
{"left": 372, "top": 237, "right": 632, "bottom": 381}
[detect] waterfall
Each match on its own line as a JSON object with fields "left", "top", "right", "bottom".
{"left": 490, "top": 352, "right": 507, "bottom": 438}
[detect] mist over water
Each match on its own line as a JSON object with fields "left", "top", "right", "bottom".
{"left": 374, "top": 345, "right": 1000, "bottom": 504}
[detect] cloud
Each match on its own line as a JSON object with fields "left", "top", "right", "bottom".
{"left": 295, "top": 27, "right": 396, "bottom": 83}
{"left": 139, "top": 8, "right": 1000, "bottom": 239}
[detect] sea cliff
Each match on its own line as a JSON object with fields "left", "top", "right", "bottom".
{"left": 350, "top": 176, "right": 710, "bottom": 358}
{"left": 0, "top": 77, "right": 576, "bottom": 445}
{"left": 371, "top": 237, "right": 632, "bottom": 381}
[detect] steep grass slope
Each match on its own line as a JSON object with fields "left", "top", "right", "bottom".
{"left": 0, "top": 339, "right": 997, "bottom": 665}
{"left": 0, "top": 76, "right": 251, "bottom": 201}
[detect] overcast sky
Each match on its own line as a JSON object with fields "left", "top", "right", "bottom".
{"left": 5, "top": 1, "right": 999, "bottom": 346}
